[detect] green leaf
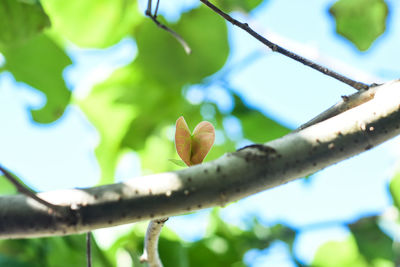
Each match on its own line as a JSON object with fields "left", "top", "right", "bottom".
{"left": 349, "top": 218, "right": 394, "bottom": 263}
{"left": 213, "top": 0, "right": 264, "bottom": 13}
{"left": 232, "top": 94, "right": 291, "bottom": 143}
{"left": 0, "top": 0, "right": 50, "bottom": 47}
{"left": 2, "top": 33, "right": 71, "bottom": 123}
{"left": 389, "top": 172, "right": 400, "bottom": 209}
{"left": 41, "top": 0, "right": 142, "bottom": 48}
{"left": 312, "top": 236, "right": 366, "bottom": 267}
{"left": 329, "top": 0, "right": 388, "bottom": 51}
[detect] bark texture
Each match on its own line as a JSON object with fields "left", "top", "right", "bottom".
{"left": 1, "top": 80, "right": 399, "bottom": 239}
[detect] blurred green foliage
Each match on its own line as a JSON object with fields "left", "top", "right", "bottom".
{"left": 41, "top": 0, "right": 141, "bottom": 48}
{"left": 1, "top": 33, "right": 71, "bottom": 122}
{"left": 0, "top": 235, "right": 112, "bottom": 267}
{"left": 213, "top": 0, "right": 264, "bottom": 13}
{"left": 101, "top": 210, "right": 297, "bottom": 267}
{"left": 0, "top": 0, "right": 397, "bottom": 266}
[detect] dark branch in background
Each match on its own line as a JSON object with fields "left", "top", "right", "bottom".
{"left": 145, "top": 0, "right": 191, "bottom": 54}
{"left": 0, "top": 164, "right": 63, "bottom": 215}
{"left": 86, "top": 232, "right": 92, "bottom": 267}
{"left": 199, "top": 0, "right": 371, "bottom": 91}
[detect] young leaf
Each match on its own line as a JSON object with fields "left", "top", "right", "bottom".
{"left": 174, "top": 116, "right": 215, "bottom": 166}
{"left": 191, "top": 121, "right": 215, "bottom": 165}
{"left": 175, "top": 116, "right": 192, "bottom": 166}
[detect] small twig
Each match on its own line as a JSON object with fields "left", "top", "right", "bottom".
{"left": 140, "top": 218, "right": 169, "bottom": 267}
{"left": 145, "top": 0, "right": 191, "bottom": 54}
{"left": 0, "top": 164, "right": 62, "bottom": 214}
{"left": 295, "top": 83, "right": 381, "bottom": 131}
{"left": 86, "top": 232, "right": 92, "bottom": 267}
{"left": 154, "top": 0, "right": 160, "bottom": 18}
{"left": 199, "top": 0, "right": 371, "bottom": 91}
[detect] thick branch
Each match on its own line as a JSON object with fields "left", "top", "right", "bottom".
{"left": 0, "top": 81, "right": 399, "bottom": 239}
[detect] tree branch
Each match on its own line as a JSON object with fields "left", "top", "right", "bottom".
{"left": 140, "top": 218, "right": 168, "bottom": 267}
{"left": 0, "top": 165, "right": 66, "bottom": 216}
{"left": 0, "top": 81, "right": 399, "bottom": 239}
{"left": 296, "top": 83, "right": 380, "bottom": 131}
{"left": 145, "top": 0, "right": 191, "bottom": 54}
{"left": 199, "top": 0, "right": 370, "bottom": 91}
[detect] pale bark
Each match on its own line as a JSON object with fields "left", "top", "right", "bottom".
{"left": 0, "top": 80, "right": 399, "bottom": 239}
{"left": 140, "top": 218, "right": 168, "bottom": 267}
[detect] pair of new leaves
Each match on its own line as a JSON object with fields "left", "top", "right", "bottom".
{"left": 174, "top": 116, "right": 215, "bottom": 167}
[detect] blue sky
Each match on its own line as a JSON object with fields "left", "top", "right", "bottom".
{"left": 1, "top": 0, "right": 400, "bottom": 266}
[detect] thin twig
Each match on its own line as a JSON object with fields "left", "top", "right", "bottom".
{"left": 86, "top": 232, "right": 92, "bottom": 267}
{"left": 199, "top": 0, "right": 371, "bottom": 91}
{"left": 140, "top": 218, "right": 169, "bottom": 267}
{"left": 295, "top": 83, "right": 380, "bottom": 131}
{"left": 0, "top": 164, "right": 62, "bottom": 214}
{"left": 145, "top": 0, "right": 191, "bottom": 54}
{"left": 154, "top": 0, "right": 160, "bottom": 18}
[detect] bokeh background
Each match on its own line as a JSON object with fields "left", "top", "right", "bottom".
{"left": 1, "top": 0, "right": 400, "bottom": 266}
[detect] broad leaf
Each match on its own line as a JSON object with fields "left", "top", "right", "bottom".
{"left": 349, "top": 218, "right": 394, "bottom": 263}
{"left": 329, "top": 0, "right": 388, "bottom": 51}
{"left": 0, "top": 0, "right": 50, "bottom": 47}
{"left": 2, "top": 33, "right": 71, "bottom": 123}
{"left": 41, "top": 0, "right": 142, "bottom": 48}
{"left": 133, "top": 5, "right": 229, "bottom": 87}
